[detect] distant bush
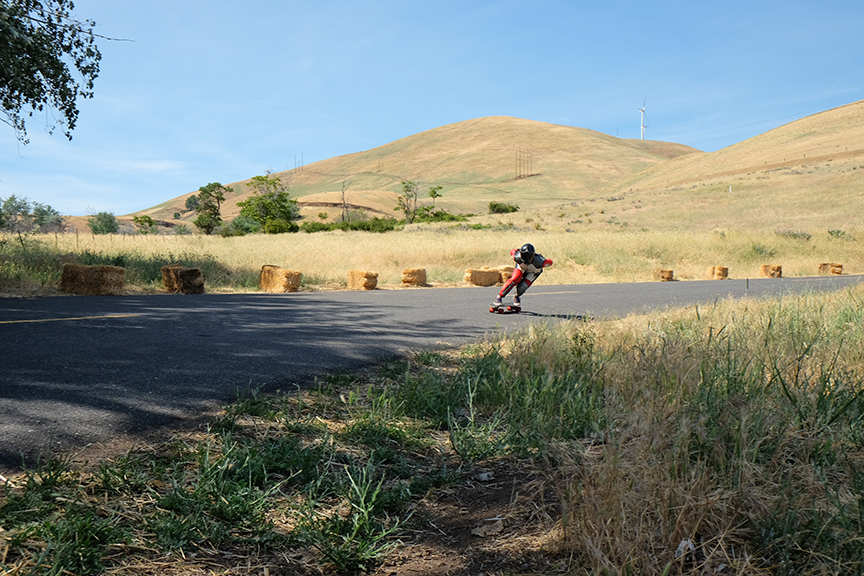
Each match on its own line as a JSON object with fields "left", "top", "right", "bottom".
{"left": 300, "top": 217, "right": 399, "bottom": 234}
{"left": 488, "top": 201, "right": 519, "bottom": 214}
{"left": 828, "top": 229, "right": 855, "bottom": 241}
{"left": 300, "top": 221, "right": 331, "bottom": 233}
{"left": 350, "top": 217, "right": 399, "bottom": 232}
{"left": 450, "top": 223, "right": 492, "bottom": 231}
{"left": 775, "top": 229, "right": 812, "bottom": 241}
{"left": 87, "top": 212, "right": 119, "bottom": 235}
{"left": 218, "top": 215, "right": 261, "bottom": 237}
{"left": 263, "top": 218, "right": 299, "bottom": 234}
{"left": 412, "top": 207, "right": 472, "bottom": 223}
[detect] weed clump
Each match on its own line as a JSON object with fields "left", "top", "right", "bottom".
{"left": 488, "top": 201, "right": 519, "bottom": 214}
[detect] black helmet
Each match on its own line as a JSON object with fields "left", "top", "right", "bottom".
{"left": 519, "top": 243, "right": 535, "bottom": 263}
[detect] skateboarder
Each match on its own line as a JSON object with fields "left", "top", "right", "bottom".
{"left": 492, "top": 243, "right": 553, "bottom": 310}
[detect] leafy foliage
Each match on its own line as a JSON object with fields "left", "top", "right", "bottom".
{"left": 132, "top": 215, "right": 158, "bottom": 235}
{"left": 394, "top": 181, "right": 418, "bottom": 223}
{"left": 262, "top": 218, "right": 299, "bottom": 234}
{"left": 237, "top": 173, "right": 299, "bottom": 227}
{"left": 218, "top": 215, "right": 260, "bottom": 237}
{"left": 393, "top": 182, "right": 471, "bottom": 225}
{"left": 0, "top": 0, "right": 102, "bottom": 143}
{"left": 193, "top": 182, "right": 233, "bottom": 234}
{"left": 0, "top": 195, "right": 63, "bottom": 233}
{"left": 300, "top": 217, "right": 399, "bottom": 233}
{"left": 488, "top": 201, "right": 519, "bottom": 214}
{"left": 86, "top": 211, "right": 118, "bottom": 234}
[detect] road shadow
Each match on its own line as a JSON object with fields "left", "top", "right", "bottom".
{"left": 0, "top": 291, "right": 502, "bottom": 470}
{"left": 518, "top": 310, "right": 588, "bottom": 321}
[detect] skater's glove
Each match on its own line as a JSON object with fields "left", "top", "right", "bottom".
{"left": 543, "top": 258, "right": 553, "bottom": 267}
{"left": 510, "top": 248, "right": 518, "bottom": 257}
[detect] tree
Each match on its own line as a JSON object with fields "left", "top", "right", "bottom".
{"left": 193, "top": 182, "right": 232, "bottom": 234}
{"left": 395, "top": 181, "right": 444, "bottom": 224}
{"left": 184, "top": 195, "right": 199, "bottom": 211}
{"left": 237, "top": 172, "right": 298, "bottom": 227}
{"left": 262, "top": 218, "right": 298, "bottom": 234}
{"left": 132, "top": 215, "right": 158, "bottom": 234}
{"left": 428, "top": 185, "right": 443, "bottom": 208}
{"left": 395, "top": 180, "right": 420, "bottom": 224}
{"left": 1, "top": 0, "right": 102, "bottom": 144}
{"left": 0, "top": 195, "right": 63, "bottom": 232}
{"left": 31, "top": 201, "right": 63, "bottom": 231}
{"left": 87, "top": 211, "right": 118, "bottom": 234}
{"left": 1, "top": 195, "right": 32, "bottom": 232}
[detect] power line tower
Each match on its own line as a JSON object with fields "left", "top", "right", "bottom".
{"left": 516, "top": 149, "right": 533, "bottom": 179}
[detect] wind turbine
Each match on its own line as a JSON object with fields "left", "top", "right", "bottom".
{"left": 638, "top": 96, "right": 649, "bottom": 140}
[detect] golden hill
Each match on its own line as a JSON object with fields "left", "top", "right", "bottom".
{"left": 602, "top": 99, "right": 864, "bottom": 231}
{"left": 135, "top": 116, "right": 700, "bottom": 222}
{"left": 135, "top": 100, "right": 864, "bottom": 232}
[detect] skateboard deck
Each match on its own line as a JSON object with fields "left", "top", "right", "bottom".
{"left": 489, "top": 305, "right": 521, "bottom": 314}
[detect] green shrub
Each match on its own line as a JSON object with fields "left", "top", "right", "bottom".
{"left": 263, "top": 218, "right": 299, "bottom": 234}
{"left": 488, "top": 201, "right": 519, "bottom": 214}
{"left": 412, "top": 207, "right": 472, "bottom": 223}
{"left": 300, "top": 218, "right": 399, "bottom": 234}
{"left": 300, "top": 221, "right": 332, "bottom": 233}
{"left": 219, "top": 215, "right": 260, "bottom": 237}
{"left": 775, "top": 229, "right": 812, "bottom": 241}
{"left": 87, "top": 211, "right": 119, "bottom": 234}
{"left": 828, "top": 229, "right": 856, "bottom": 241}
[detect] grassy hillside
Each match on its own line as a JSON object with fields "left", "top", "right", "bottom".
{"left": 129, "top": 100, "right": 864, "bottom": 234}
{"left": 133, "top": 116, "right": 700, "bottom": 223}
{"left": 600, "top": 100, "right": 864, "bottom": 231}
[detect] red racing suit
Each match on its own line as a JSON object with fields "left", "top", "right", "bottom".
{"left": 498, "top": 249, "right": 553, "bottom": 298}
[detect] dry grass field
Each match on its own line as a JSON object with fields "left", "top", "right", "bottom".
{"left": 11, "top": 225, "right": 859, "bottom": 296}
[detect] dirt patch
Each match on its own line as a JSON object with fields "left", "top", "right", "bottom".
{"left": 375, "top": 461, "right": 563, "bottom": 576}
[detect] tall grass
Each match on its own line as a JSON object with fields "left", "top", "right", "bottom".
{"left": 2, "top": 227, "right": 862, "bottom": 293}
{"left": 265, "top": 283, "right": 864, "bottom": 575}
{"left": 378, "top": 284, "right": 864, "bottom": 574}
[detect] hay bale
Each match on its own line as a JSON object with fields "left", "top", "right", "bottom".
{"left": 818, "top": 263, "right": 843, "bottom": 276}
{"left": 401, "top": 267, "right": 427, "bottom": 286}
{"left": 59, "top": 263, "right": 125, "bottom": 295}
{"left": 760, "top": 264, "right": 782, "bottom": 278}
{"left": 464, "top": 267, "right": 502, "bottom": 286}
{"left": 653, "top": 268, "right": 675, "bottom": 282}
{"left": 162, "top": 264, "right": 205, "bottom": 294}
{"left": 706, "top": 266, "right": 729, "bottom": 280}
{"left": 259, "top": 265, "right": 302, "bottom": 292}
{"left": 348, "top": 270, "right": 378, "bottom": 290}
{"left": 161, "top": 264, "right": 183, "bottom": 292}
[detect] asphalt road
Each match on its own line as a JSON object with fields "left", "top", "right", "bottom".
{"left": 2, "top": 274, "right": 861, "bottom": 471}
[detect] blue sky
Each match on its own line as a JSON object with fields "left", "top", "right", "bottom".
{"left": 2, "top": 0, "right": 862, "bottom": 215}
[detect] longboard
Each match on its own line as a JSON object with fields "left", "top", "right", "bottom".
{"left": 489, "top": 305, "right": 521, "bottom": 314}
